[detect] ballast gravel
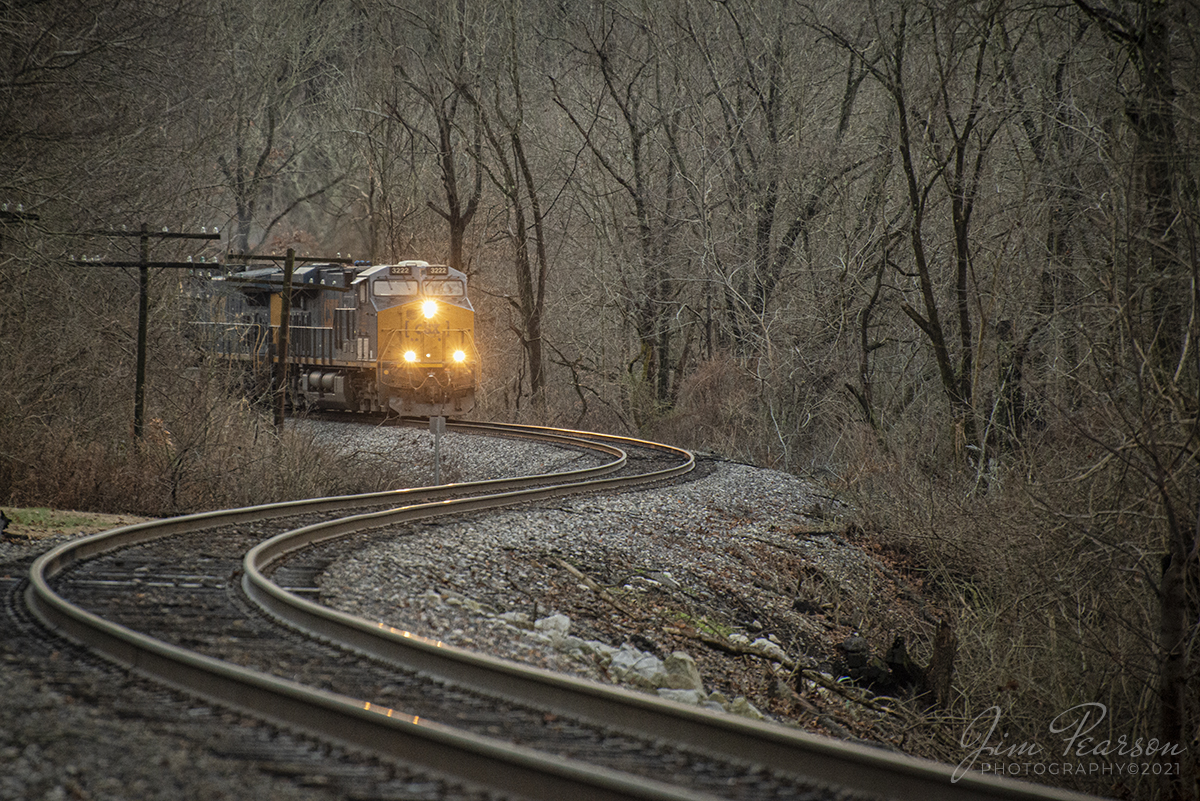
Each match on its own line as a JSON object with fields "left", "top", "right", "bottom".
{"left": 1, "top": 423, "right": 926, "bottom": 800}
{"left": 317, "top": 443, "right": 897, "bottom": 719}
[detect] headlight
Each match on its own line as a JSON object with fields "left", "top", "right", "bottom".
{"left": 422, "top": 300, "right": 438, "bottom": 319}
{"left": 404, "top": 350, "right": 417, "bottom": 363}
{"left": 453, "top": 350, "right": 466, "bottom": 363}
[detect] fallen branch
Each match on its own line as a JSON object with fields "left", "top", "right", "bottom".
{"left": 663, "top": 624, "right": 907, "bottom": 719}
{"left": 549, "top": 556, "right": 642, "bottom": 619}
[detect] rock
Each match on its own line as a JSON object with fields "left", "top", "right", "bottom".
{"left": 725, "top": 696, "right": 766, "bottom": 720}
{"left": 446, "top": 595, "right": 485, "bottom": 613}
{"left": 534, "top": 614, "right": 571, "bottom": 636}
{"left": 578, "top": 639, "right": 618, "bottom": 665}
{"left": 840, "top": 636, "right": 870, "bottom": 668}
{"left": 556, "top": 635, "right": 590, "bottom": 659}
{"left": 839, "top": 636, "right": 894, "bottom": 693}
{"left": 533, "top": 614, "right": 569, "bottom": 634}
{"left": 662, "top": 651, "right": 705, "bottom": 692}
{"left": 657, "top": 688, "right": 706, "bottom": 705}
{"left": 750, "top": 638, "right": 788, "bottom": 663}
{"left": 609, "top": 644, "right": 665, "bottom": 689}
{"left": 498, "top": 611, "right": 533, "bottom": 630}
{"left": 669, "top": 691, "right": 767, "bottom": 721}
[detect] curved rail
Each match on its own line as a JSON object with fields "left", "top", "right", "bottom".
{"left": 25, "top": 422, "right": 1094, "bottom": 800}
{"left": 25, "top": 423, "right": 709, "bottom": 800}
{"left": 245, "top": 431, "right": 1095, "bottom": 801}
{"left": 30, "top": 424, "right": 627, "bottom": 583}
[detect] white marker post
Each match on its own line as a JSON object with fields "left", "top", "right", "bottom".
{"left": 430, "top": 415, "right": 446, "bottom": 485}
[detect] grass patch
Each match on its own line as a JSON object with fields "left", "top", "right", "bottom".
{"left": 12, "top": 508, "right": 87, "bottom": 528}
{"left": 2, "top": 507, "right": 152, "bottom": 539}
{"left": 670, "top": 609, "right": 734, "bottom": 639}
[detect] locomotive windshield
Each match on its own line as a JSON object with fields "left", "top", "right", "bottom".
{"left": 373, "top": 278, "right": 418, "bottom": 297}
{"left": 423, "top": 279, "right": 464, "bottom": 297}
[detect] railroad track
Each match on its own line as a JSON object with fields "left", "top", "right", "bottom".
{"left": 26, "top": 421, "right": 1096, "bottom": 801}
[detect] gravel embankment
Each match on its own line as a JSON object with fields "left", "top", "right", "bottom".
{"left": 318, "top": 444, "right": 912, "bottom": 724}
{"left": 1, "top": 424, "right": 922, "bottom": 800}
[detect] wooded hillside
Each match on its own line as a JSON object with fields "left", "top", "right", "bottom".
{"left": 2, "top": 1, "right": 1196, "bottom": 797}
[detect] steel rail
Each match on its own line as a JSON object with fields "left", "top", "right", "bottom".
{"left": 25, "top": 421, "right": 1099, "bottom": 801}
{"left": 244, "top": 427, "right": 695, "bottom": 567}
{"left": 26, "top": 424, "right": 721, "bottom": 801}
{"left": 28, "top": 425, "right": 626, "bottom": 578}
{"left": 26, "top": 570, "right": 713, "bottom": 801}
{"left": 246, "top": 428, "right": 1101, "bottom": 801}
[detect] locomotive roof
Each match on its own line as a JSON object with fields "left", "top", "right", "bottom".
{"left": 353, "top": 261, "right": 465, "bottom": 282}
{"left": 221, "top": 262, "right": 355, "bottom": 291}
{"left": 216, "top": 260, "right": 465, "bottom": 294}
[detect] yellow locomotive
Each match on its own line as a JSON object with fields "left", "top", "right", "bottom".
{"left": 194, "top": 259, "right": 477, "bottom": 417}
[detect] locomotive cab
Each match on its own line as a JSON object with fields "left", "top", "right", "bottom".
{"left": 358, "top": 261, "right": 477, "bottom": 417}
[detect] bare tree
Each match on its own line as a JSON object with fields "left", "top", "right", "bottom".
{"left": 818, "top": 0, "right": 1010, "bottom": 455}
{"left": 553, "top": 3, "right": 688, "bottom": 416}
{"left": 381, "top": 0, "right": 485, "bottom": 273}
{"left": 457, "top": 1, "right": 554, "bottom": 410}
{"left": 1066, "top": 1, "right": 1198, "bottom": 791}
{"left": 1073, "top": 0, "right": 1188, "bottom": 373}
{"left": 204, "top": 0, "right": 351, "bottom": 253}
{"left": 677, "top": 0, "right": 867, "bottom": 354}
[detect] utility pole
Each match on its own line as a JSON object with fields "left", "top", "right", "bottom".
{"left": 71, "top": 224, "right": 222, "bottom": 439}
{"left": 275, "top": 248, "right": 295, "bottom": 429}
{"left": 135, "top": 225, "right": 151, "bottom": 441}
